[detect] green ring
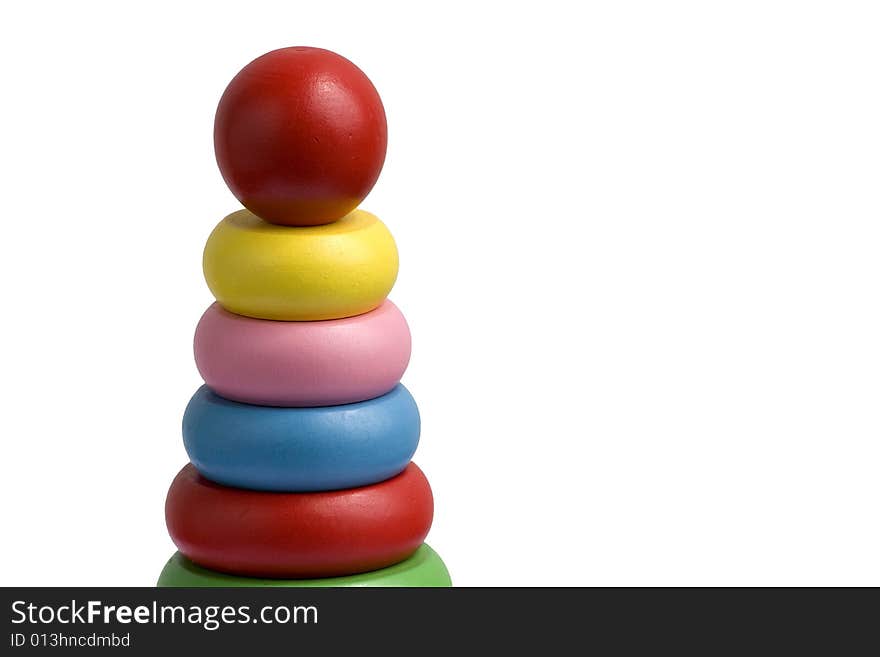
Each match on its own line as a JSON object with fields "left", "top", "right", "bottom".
{"left": 157, "top": 544, "right": 451, "bottom": 587}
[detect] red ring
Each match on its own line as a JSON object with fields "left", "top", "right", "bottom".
{"left": 165, "top": 463, "right": 433, "bottom": 578}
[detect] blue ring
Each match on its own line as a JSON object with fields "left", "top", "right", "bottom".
{"left": 183, "top": 384, "right": 420, "bottom": 492}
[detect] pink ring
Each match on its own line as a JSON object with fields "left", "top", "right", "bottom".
{"left": 194, "top": 300, "right": 411, "bottom": 407}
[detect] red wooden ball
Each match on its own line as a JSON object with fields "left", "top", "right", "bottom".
{"left": 165, "top": 463, "right": 433, "bottom": 578}
{"left": 214, "top": 47, "right": 387, "bottom": 226}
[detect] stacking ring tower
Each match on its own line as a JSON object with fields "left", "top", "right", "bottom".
{"left": 157, "top": 47, "right": 450, "bottom": 587}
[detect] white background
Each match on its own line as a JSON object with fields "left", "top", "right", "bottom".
{"left": 1, "top": 1, "right": 878, "bottom": 586}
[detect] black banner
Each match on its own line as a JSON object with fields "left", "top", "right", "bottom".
{"left": 1, "top": 588, "right": 876, "bottom": 654}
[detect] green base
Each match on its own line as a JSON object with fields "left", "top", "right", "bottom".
{"left": 157, "top": 544, "right": 451, "bottom": 587}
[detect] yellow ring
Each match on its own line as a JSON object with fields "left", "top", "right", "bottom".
{"left": 203, "top": 209, "right": 398, "bottom": 321}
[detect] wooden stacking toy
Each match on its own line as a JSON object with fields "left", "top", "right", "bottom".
{"left": 158, "top": 46, "right": 450, "bottom": 587}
